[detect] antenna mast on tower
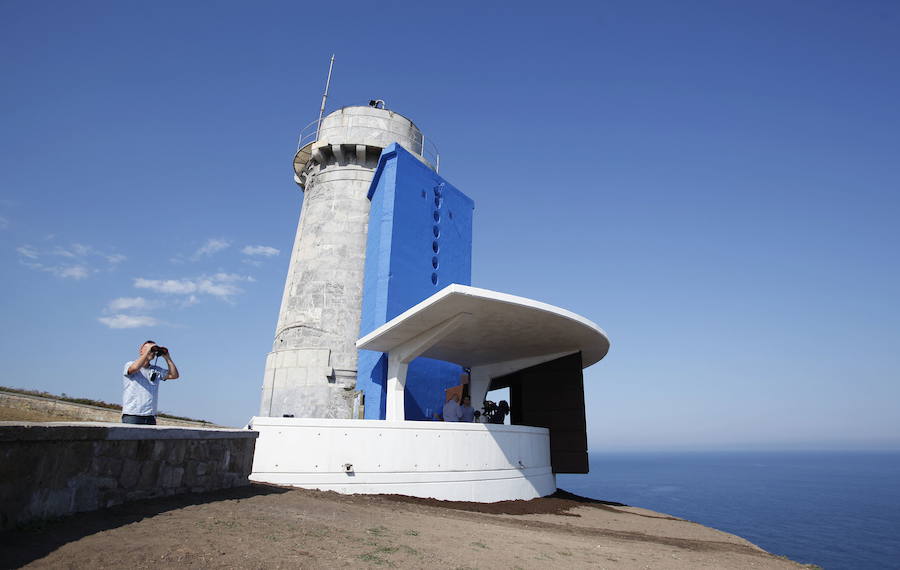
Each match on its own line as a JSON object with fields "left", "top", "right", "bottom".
{"left": 315, "top": 54, "right": 335, "bottom": 140}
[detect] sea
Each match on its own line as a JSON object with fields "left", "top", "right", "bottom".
{"left": 557, "top": 451, "right": 900, "bottom": 570}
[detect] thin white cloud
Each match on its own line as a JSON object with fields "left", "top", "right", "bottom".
{"left": 180, "top": 295, "right": 199, "bottom": 308}
{"left": 0, "top": 216, "right": 8, "bottom": 230}
{"left": 70, "top": 243, "right": 93, "bottom": 256}
{"left": 134, "top": 273, "right": 253, "bottom": 301}
{"left": 22, "top": 260, "right": 92, "bottom": 280}
{"left": 196, "top": 238, "right": 230, "bottom": 257}
{"left": 242, "top": 245, "right": 280, "bottom": 257}
{"left": 17, "top": 241, "right": 125, "bottom": 277}
{"left": 108, "top": 297, "right": 152, "bottom": 312}
{"left": 197, "top": 281, "right": 240, "bottom": 298}
{"left": 98, "top": 314, "right": 160, "bottom": 329}
{"left": 135, "top": 278, "right": 198, "bottom": 295}
{"left": 210, "top": 272, "right": 255, "bottom": 283}
{"left": 17, "top": 245, "right": 39, "bottom": 259}
{"left": 58, "top": 265, "right": 90, "bottom": 280}
{"left": 50, "top": 247, "right": 77, "bottom": 259}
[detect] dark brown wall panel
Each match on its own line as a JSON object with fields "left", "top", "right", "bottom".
{"left": 491, "top": 352, "right": 588, "bottom": 474}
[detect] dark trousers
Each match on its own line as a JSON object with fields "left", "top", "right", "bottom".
{"left": 122, "top": 414, "right": 157, "bottom": 425}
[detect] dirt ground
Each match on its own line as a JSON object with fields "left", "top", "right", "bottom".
{"left": 0, "top": 406, "right": 72, "bottom": 423}
{"left": 0, "top": 485, "right": 814, "bottom": 569}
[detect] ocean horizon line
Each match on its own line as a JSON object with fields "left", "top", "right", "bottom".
{"left": 586, "top": 446, "right": 900, "bottom": 455}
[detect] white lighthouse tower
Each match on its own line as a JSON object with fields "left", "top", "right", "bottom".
{"left": 258, "top": 102, "right": 437, "bottom": 419}
{"left": 249, "top": 76, "right": 609, "bottom": 502}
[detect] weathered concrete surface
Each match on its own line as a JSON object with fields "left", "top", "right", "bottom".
{"left": 261, "top": 106, "right": 433, "bottom": 419}
{"left": 0, "top": 422, "right": 257, "bottom": 531}
{"left": 0, "top": 389, "right": 216, "bottom": 427}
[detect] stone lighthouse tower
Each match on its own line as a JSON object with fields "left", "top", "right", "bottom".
{"left": 259, "top": 103, "right": 437, "bottom": 419}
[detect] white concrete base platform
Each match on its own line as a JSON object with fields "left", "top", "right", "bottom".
{"left": 248, "top": 417, "right": 556, "bottom": 503}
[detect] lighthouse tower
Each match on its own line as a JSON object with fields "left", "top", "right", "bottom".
{"left": 259, "top": 103, "right": 437, "bottom": 419}
{"left": 249, "top": 96, "right": 609, "bottom": 502}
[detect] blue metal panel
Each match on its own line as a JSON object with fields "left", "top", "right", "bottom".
{"left": 358, "top": 144, "right": 475, "bottom": 420}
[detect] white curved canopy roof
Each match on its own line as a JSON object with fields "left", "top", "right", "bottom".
{"left": 356, "top": 284, "right": 610, "bottom": 369}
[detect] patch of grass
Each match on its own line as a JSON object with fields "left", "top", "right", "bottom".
{"left": 197, "top": 518, "right": 242, "bottom": 531}
{"left": 303, "top": 527, "right": 329, "bottom": 537}
{"left": 366, "top": 525, "right": 389, "bottom": 536}
{"left": 376, "top": 546, "right": 399, "bottom": 554}
{"left": 399, "top": 545, "right": 420, "bottom": 555}
{"left": 358, "top": 552, "right": 394, "bottom": 566}
{"left": 0, "top": 385, "right": 212, "bottom": 424}
{"left": 470, "top": 541, "right": 488, "bottom": 549}
{"left": 558, "top": 550, "right": 573, "bottom": 556}
{"left": 404, "top": 529, "right": 419, "bottom": 536}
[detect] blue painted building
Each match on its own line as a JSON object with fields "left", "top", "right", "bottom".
{"left": 357, "top": 144, "right": 475, "bottom": 420}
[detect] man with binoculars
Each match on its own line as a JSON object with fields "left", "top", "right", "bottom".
{"left": 121, "top": 340, "right": 180, "bottom": 425}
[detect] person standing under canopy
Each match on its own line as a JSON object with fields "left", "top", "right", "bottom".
{"left": 459, "top": 395, "right": 475, "bottom": 422}
{"left": 443, "top": 392, "right": 461, "bottom": 422}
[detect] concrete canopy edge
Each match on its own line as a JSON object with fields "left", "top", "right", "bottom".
{"left": 356, "top": 284, "right": 610, "bottom": 368}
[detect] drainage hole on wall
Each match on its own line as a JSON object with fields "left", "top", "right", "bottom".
{"left": 433, "top": 211, "right": 440, "bottom": 222}
{"left": 432, "top": 225, "right": 440, "bottom": 238}
{"left": 431, "top": 273, "right": 438, "bottom": 285}
{"left": 432, "top": 256, "right": 439, "bottom": 269}
{"left": 432, "top": 241, "right": 439, "bottom": 253}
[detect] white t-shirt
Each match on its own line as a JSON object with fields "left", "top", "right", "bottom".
{"left": 122, "top": 361, "right": 168, "bottom": 416}
{"left": 443, "top": 399, "right": 461, "bottom": 422}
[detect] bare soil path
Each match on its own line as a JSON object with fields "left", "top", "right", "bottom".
{"left": 0, "top": 485, "right": 812, "bottom": 569}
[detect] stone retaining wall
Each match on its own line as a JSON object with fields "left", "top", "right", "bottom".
{"left": 0, "top": 422, "right": 258, "bottom": 531}
{"left": 0, "top": 389, "right": 216, "bottom": 427}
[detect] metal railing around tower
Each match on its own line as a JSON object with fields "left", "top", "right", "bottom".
{"left": 295, "top": 118, "right": 323, "bottom": 152}
{"left": 295, "top": 117, "right": 440, "bottom": 173}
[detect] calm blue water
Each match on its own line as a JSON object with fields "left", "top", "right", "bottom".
{"left": 557, "top": 451, "right": 900, "bottom": 570}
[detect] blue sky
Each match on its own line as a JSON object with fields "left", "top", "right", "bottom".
{"left": 2, "top": 1, "right": 898, "bottom": 450}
